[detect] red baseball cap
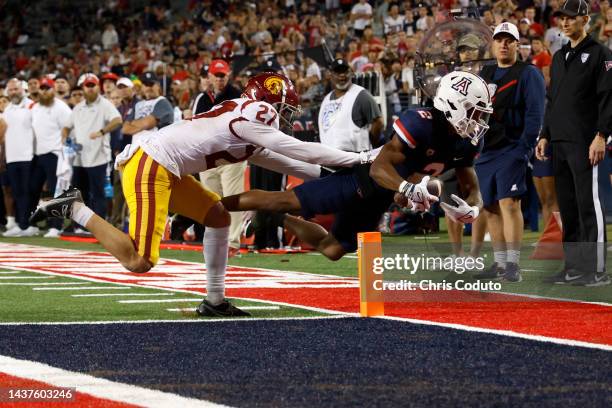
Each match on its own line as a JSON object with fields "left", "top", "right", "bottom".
{"left": 39, "top": 77, "right": 55, "bottom": 88}
{"left": 101, "top": 72, "right": 120, "bottom": 82}
{"left": 78, "top": 73, "right": 100, "bottom": 87}
{"left": 208, "top": 59, "right": 231, "bottom": 76}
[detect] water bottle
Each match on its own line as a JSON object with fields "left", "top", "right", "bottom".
{"left": 104, "top": 164, "right": 114, "bottom": 199}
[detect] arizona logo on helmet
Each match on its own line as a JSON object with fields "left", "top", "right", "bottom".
{"left": 263, "top": 76, "right": 284, "bottom": 95}
{"left": 451, "top": 77, "right": 472, "bottom": 96}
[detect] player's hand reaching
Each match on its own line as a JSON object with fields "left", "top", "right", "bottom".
{"left": 359, "top": 147, "right": 383, "bottom": 164}
{"left": 440, "top": 194, "right": 480, "bottom": 223}
{"left": 399, "top": 176, "right": 440, "bottom": 213}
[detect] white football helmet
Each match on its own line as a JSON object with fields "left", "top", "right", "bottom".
{"left": 433, "top": 71, "right": 493, "bottom": 145}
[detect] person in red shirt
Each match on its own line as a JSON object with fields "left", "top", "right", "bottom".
{"left": 531, "top": 36, "right": 552, "bottom": 86}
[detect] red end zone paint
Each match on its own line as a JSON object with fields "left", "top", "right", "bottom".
{"left": 0, "top": 373, "right": 137, "bottom": 408}
{"left": 1, "top": 243, "right": 611, "bottom": 347}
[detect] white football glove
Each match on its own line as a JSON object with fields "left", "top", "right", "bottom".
{"left": 399, "top": 176, "right": 439, "bottom": 213}
{"left": 440, "top": 194, "right": 480, "bottom": 223}
{"left": 359, "top": 147, "right": 382, "bottom": 164}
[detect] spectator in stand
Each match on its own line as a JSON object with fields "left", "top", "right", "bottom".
{"left": 101, "top": 72, "right": 119, "bottom": 96}
{"left": 101, "top": 24, "right": 119, "bottom": 50}
{"left": 30, "top": 77, "right": 72, "bottom": 238}
{"left": 193, "top": 59, "right": 244, "bottom": 256}
{"left": 27, "top": 77, "right": 40, "bottom": 103}
{"left": 531, "top": 36, "right": 552, "bottom": 85}
{"left": 350, "top": 0, "right": 373, "bottom": 38}
{"left": 69, "top": 86, "right": 84, "bottom": 108}
{"left": 384, "top": 4, "right": 406, "bottom": 35}
{"left": 122, "top": 72, "right": 173, "bottom": 144}
{"left": 61, "top": 73, "right": 122, "bottom": 224}
{"left": 1, "top": 78, "right": 37, "bottom": 237}
{"left": 54, "top": 75, "right": 71, "bottom": 104}
{"left": 545, "top": 16, "right": 569, "bottom": 55}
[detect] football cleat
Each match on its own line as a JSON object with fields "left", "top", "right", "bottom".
{"left": 29, "top": 187, "right": 83, "bottom": 224}
{"left": 501, "top": 262, "right": 522, "bottom": 283}
{"left": 570, "top": 272, "right": 611, "bottom": 287}
{"left": 196, "top": 299, "right": 251, "bottom": 317}
{"left": 474, "top": 262, "right": 505, "bottom": 279}
{"left": 543, "top": 268, "right": 582, "bottom": 284}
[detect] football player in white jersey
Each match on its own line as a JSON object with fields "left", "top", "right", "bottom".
{"left": 31, "top": 72, "right": 375, "bottom": 317}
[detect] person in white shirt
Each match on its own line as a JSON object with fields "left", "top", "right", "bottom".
{"left": 32, "top": 72, "right": 376, "bottom": 317}
{"left": 384, "top": 4, "right": 405, "bottom": 35}
{"left": 61, "top": 73, "right": 122, "bottom": 221}
{"left": 30, "top": 77, "right": 72, "bottom": 238}
{"left": 318, "top": 58, "right": 384, "bottom": 153}
{"left": 350, "top": 0, "right": 373, "bottom": 38}
{"left": 0, "top": 78, "right": 38, "bottom": 237}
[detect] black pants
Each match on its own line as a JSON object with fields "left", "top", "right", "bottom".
{"left": 30, "top": 153, "right": 62, "bottom": 229}
{"left": 250, "top": 164, "right": 284, "bottom": 249}
{"left": 72, "top": 164, "right": 108, "bottom": 219}
{"left": 6, "top": 161, "right": 31, "bottom": 229}
{"left": 553, "top": 141, "right": 607, "bottom": 273}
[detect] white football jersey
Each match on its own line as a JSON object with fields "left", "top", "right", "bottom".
{"left": 138, "top": 97, "right": 362, "bottom": 177}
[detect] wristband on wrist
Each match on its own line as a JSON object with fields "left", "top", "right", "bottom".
{"left": 398, "top": 180, "right": 411, "bottom": 194}
{"left": 99, "top": 129, "right": 105, "bottom": 136}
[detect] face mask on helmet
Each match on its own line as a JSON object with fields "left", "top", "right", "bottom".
{"left": 433, "top": 72, "right": 493, "bottom": 145}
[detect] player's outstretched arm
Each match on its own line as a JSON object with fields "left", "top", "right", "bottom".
{"left": 235, "top": 120, "right": 368, "bottom": 167}
{"left": 248, "top": 148, "right": 322, "bottom": 181}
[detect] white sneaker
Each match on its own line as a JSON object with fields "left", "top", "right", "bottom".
{"left": 3, "top": 226, "right": 24, "bottom": 237}
{"left": 5, "top": 217, "right": 17, "bottom": 230}
{"left": 484, "top": 232, "right": 491, "bottom": 242}
{"left": 43, "top": 228, "right": 61, "bottom": 238}
{"left": 74, "top": 227, "right": 92, "bottom": 236}
{"left": 20, "top": 226, "right": 40, "bottom": 237}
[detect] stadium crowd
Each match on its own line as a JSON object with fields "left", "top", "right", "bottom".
{"left": 0, "top": 0, "right": 610, "bottom": 242}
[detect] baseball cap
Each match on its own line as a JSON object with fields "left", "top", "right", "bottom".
{"left": 520, "top": 18, "right": 530, "bottom": 25}
{"left": 116, "top": 77, "right": 134, "bottom": 88}
{"left": 209, "top": 59, "right": 231, "bottom": 76}
{"left": 141, "top": 71, "right": 158, "bottom": 85}
{"left": 493, "top": 22, "right": 520, "bottom": 41}
{"left": 101, "top": 72, "right": 119, "bottom": 82}
{"left": 39, "top": 77, "right": 55, "bottom": 89}
{"left": 553, "top": 0, "right": 589, "bottom": 17}
{"left": 457, "top": 33, "right": 481, "bottom": 50}
{"left": 77, "top": 73, "right": 99, "bottom": 87}
{"left": 330, "top": 58, "right": 350, "bottom": 73}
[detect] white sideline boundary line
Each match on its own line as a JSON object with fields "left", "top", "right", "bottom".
{"left": 72, "top": 293, "right": 176, "bottom": 297}
{"left": 0, "top": 315, "right": 351, "bottom": 325}
{"left": 0, "top": 355, "right": 229, "bottom": 408}
{"left": 379, "top": 315, "right": 612, "bottom": 352}
{"left": 167, "top": 306, "right": 281, "bottom": 312}
{"left": 0, "top": 276, "right": 54, "bottom": 279}
{"left": 0, "top": 282, "right": 88, "bottom": 286}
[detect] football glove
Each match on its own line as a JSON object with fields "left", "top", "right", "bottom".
{"left": 359, "top": 147, "right": 382, "bottom": 164}
{"left": 399, "top": 176, "right": 439, "bottom": 213}
{"left": 440, "top": 194, "right": 480, "bottom": 223}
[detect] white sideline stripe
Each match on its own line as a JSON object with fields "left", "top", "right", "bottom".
{"left": 0, "top": 315, "right": 349, "bottom": 325}
{"left": 167, "top": 306, "right": 281, "bottom": 312}
{"left": 33, "top": 286, "right": 133, "bottom": 291}
{"left": 0, "top": 271, "right": 23, "bottom": 274}
{"left": 72, "top": 293, "right": 176, "bottom": 298}
{"left": 0, "top": 355, "right": 229, "bottom": 408}
{"left": 118, "top": 298, "right": 202, "bottom": 304}
{"left": 0, "top": 282, "right": 87, "bottom": 286}
{"left": 379, "top": 315, "right": 612, "bottom": 352}
{"left": 0, "top": 276, "right": 53, "bottom": 280}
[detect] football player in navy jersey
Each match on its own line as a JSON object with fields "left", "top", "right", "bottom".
{"left": 222, "top": 71, "right": 494, "bottom": 261}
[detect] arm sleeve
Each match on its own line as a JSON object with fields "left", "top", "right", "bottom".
{"left": 520, "top": 66, "right": 546, "bottom": 148}
{"left": 152, "top": 98, "right": 174, "bottom": 128}
{"left": 103, "top": 100, "right": 121, "bottom": 123}
{"left": 233, "top": 119, "right": 362, "bottom": 167}
{"left": 352, "top": 89, "right": 382, "bottom": 128}
{"left": 248, "top": 148, "right": 322, "bottom": 181}
{"left": 597, "top": 49, "right": 612, "bottom": 136}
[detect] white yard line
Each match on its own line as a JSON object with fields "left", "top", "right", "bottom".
{"left": 118, "top": 298, "right": 202, "bottom": 303}
{"left": 0, "top": 276, "right": 54, "bottom": 279}
{"left": 0, "top": 355, "right": 229, "bottom": 408}
{"left": 33, "top": 286, "right": 133, "bottom": 291}
{"left": 0, "top": 282, "right": 87, "bottom": 286}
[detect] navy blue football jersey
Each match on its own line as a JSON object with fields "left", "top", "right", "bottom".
{"left": 392, "top": 108, "right": 482, "bottom": 178}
